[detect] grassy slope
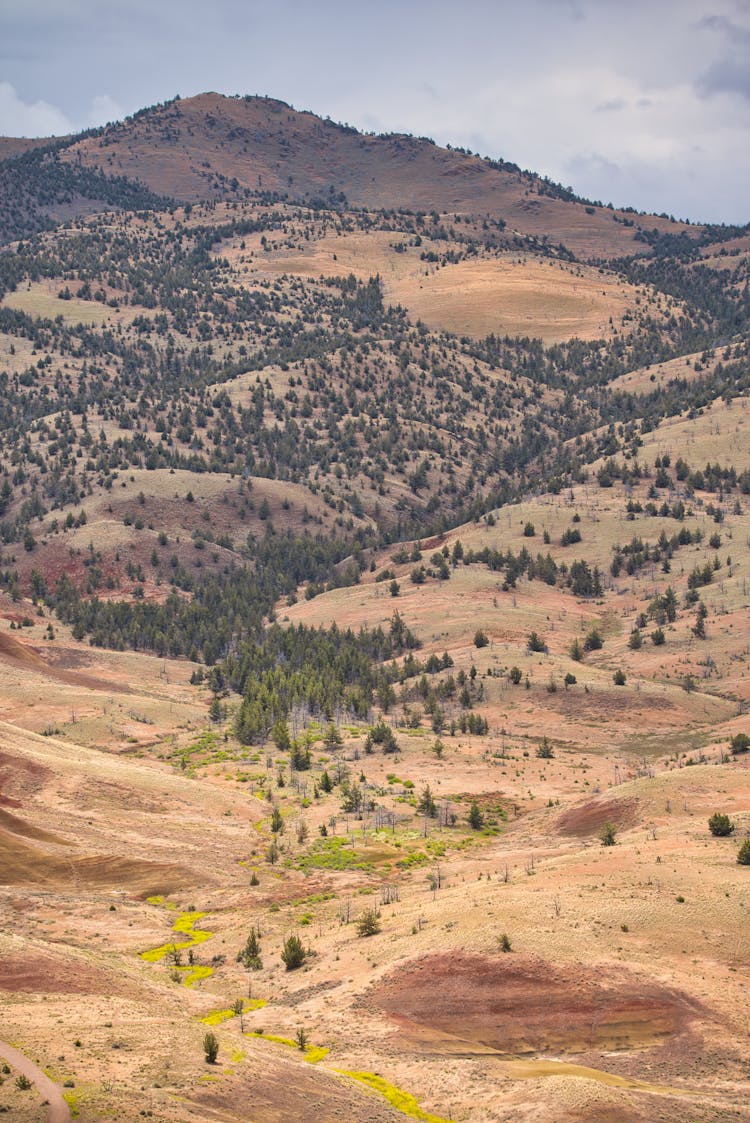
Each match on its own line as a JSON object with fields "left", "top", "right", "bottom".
{"left": 1, "top": 396, "right": 749, "bottom": 1120}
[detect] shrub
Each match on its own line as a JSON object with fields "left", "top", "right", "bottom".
{"left": 498, "top": 933, "right": 512, "bottom": 952}
{"left": 281, "top": 934, "right": 306, "bottom": 970}
{"left": 600, "top": 822, "right": 617, "bottom": 846}
{"left": 509, "top": 665, "right": 522, "bottom": 684}
{"left": 561, "top": 527, "right": 581, "bottom": 546}
{"left": 203, "top": 1031, "right": 219, "bottom": 1064}
{"left": 737, "top": 839, "right": 750, "bottom": 865}
{"left": 468, "top": 801, "right": 484, "bottom": 830}
{"left": 527, "top": 631, "right": 548, "bottom": 653}
{"left": 536, "top": 737, "right": 554, "bottom": 759}
{"left": 356, "top": 909, "right": 382, "bottom": 937}
{"left": 708, "top": 813, "right": 735, "bottom": 837}
{"left": 730, "top": 733, "right": 749, "bottom": 755}
{"left": 474, "top": 629, "right": 489, "bottom": 648}
{"left": 237, "top": 927, "right": 262, "bottom": 970}
{"left": 613, "top": 669, "right": 626, "bottom": 686}
{"left": 366, "top": 720, "right": 400, "bottom": 755}
{"left": 584, "top": 628, "right": 603, "bottom": 651}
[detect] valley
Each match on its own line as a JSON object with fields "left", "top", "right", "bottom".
{"left": 0, "top": 92, "right": 748, "bottom": 1122}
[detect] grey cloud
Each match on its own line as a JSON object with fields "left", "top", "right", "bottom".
{"left": 1, "top": 0, "right": 749, "bottom": 223}
{"left": 696, "top": 53, "right": 750, "bottom": 99}
{"left": 696, "top": 12, "right": 750, "bottom": 41}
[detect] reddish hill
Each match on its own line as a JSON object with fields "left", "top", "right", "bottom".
{"left": 0, "top": 137, "right": 53, "bottom": 161}
{"left": 52, "top": 92, "right": 692, "bottom": 260}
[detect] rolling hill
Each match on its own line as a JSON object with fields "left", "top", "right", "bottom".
{"left": 0, "top": 92, "right": 748, "bottom": 1123}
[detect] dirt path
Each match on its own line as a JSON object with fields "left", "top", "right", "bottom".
{"left": 0, "top": 1039, "right": 71, "bottom": 1123}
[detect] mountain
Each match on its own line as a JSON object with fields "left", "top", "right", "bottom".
{"left": 0, "top": 92, "right": 749, "bottom": 1123}
{"left": 1, "top": 92, "right": 702, "bottom": 256}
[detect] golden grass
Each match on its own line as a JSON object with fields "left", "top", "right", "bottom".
{"left": 636, "top": 393, "right": 750, "bottom": 472}
{"left": 3, "top": 284, "right": 111, "bottom": 326}
{"left": 389, "top": 257, "right": 633, "bottom": 343}
{"left": 248, "top": 230, "right": 639, "bottom": 343}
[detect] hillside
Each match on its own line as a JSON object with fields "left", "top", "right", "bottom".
{"left": 2, "top": 92, "right": 703, "bottom": 256}
{"left": 0, "top": 91, "right": 749, "bottom": 1123}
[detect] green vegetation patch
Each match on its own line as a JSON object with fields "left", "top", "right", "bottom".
{"left": 297, "top": 835, "right": 374, "bottom": 871}
{"left": 245, "top": 1031, "right": 329, "bottom": 1063}
{"left": 62, "top": 1090, "right": 80, "bottom": 1118}
{"left": 338, "top": 1070, "right": 454, "bottom": 1122}
{"left": 176, "top": 965, "right": 214, "bottom": 987}
{"left": 139, "top": 909, "right": 212, "bottom": 963}
{"left": 199, "top": 998, "right": 267, "bottom": 1025}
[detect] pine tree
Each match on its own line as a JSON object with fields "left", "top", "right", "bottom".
{"left": 468, "top": 801, "right": 484, "bottom": 830}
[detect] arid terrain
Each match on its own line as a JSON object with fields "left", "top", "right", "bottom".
{"left": 0, "top": 93, "right": 748, "bottom": 1122}
{"left": 1, "top": 434, "right": 749, "bottom": 1121}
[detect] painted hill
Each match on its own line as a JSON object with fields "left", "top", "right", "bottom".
{"left": 2, "top": 92, "right": 698, "bottom": 259}
{"left": 0, "top": 89, "right": 750, "bottom": 1123}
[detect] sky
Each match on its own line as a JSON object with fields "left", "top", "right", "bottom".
{"left": 1, "top": 0, "right": 749, "bottom": 224}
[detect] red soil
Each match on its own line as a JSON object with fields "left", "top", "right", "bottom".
{"left": 0, "top": 748, "right": 53, "bottom": 803}
{"left": 556, "top": 796, "right": 640, "bottom": 838}
{"left": 0, "top": 829, "right": 191, "bottom": 894}
{"left": 372, "top": 953, "right": 701, "bottom": 1055}
{"left": 0, "top": 632, "right": 125, "bottom": 692}
{"left": 194, "top": 1055, "right": 403, "bottom": 1123}
{"left": 0, "top": 952, "right": 115, "bottom": 996}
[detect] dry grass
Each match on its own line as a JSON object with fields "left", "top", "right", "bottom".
{"left": 245, "top": 230, "right": 646, "bottom": 343}
{"left": 3, "top": 282, "right": 112, "bottom": 326}
{"left": 1, "top": 394, "right": 750, "bottom": 1122}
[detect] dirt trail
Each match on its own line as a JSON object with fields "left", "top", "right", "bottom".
{"left": 0, "top": 1039, "right": 71, "bottom": 1123}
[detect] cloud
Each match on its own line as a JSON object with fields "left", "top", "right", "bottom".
{"left": 595, "top": 98, "right": 626, "bottom": 113}
{"left": 0, "top": 81, "right": 72, "bottom": 136}
{"left": 0, "top": 82, "right": 127, "bottom": 137}
{"left": 1, "top": 1, "right": 750, "bottom": 221}
{"left": 88, "top": 94, "right": 125, "bottom": 128}
{"left": 696, "top": 12, "right": 750, "bottom": 42}
{"left": 695, "top": 3, "right": 750, "bottom": 99}
{"left": 697, "top": 55, "right": 750, "bottom": 99}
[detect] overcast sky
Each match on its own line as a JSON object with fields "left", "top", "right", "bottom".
{"left": 1, "top": 0, "right": 749, "bottom": 224}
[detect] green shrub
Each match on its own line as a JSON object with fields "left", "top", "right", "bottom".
{"left": 281, "top": 934, "right": 306, "bottom": 970}
{"left": 203, "top": 1031, "right": 219, "bottom": 1064}
{"left": 708, "top": 813, "right": 734, "bottom": 837}
{"left": 730, "top": 733, "right": 749, "bottom": 756}
{"left": 468, "top": 801, "right": 484, "bottom": 830}
{"left": 356, "top": 909, "right": 382, "bottom": 937}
